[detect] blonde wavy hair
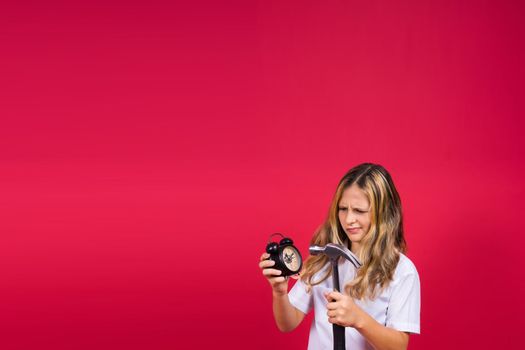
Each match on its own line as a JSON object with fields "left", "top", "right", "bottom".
{"left": 301, "top": 163, "right": 406, "bottom": 300}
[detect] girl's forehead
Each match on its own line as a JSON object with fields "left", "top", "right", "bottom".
{"left": 340, "top": 184, "right": 369, "bottom": 204}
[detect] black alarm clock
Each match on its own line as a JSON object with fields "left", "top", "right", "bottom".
{"left": 266, "top": 233, "right": 303, "bottom": 277}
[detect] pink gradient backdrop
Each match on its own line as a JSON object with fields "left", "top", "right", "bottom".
{"left": 1, "top": 1, "right": 524, "bottom": 349}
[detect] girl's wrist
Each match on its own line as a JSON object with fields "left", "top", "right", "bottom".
{"left": 272, "top": 290, "right": 288, "bottom": 297}
{"left": 354, "top": 307, "right": 372, "bottom": 331}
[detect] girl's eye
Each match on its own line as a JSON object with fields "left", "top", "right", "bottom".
{"left": 338, "top": 207, "right": 347, "bottom": 211}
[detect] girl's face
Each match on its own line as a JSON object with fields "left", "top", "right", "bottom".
{"left": 337, "top": 183, "right": 371, "bottom": 253}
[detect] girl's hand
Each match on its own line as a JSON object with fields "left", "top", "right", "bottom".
{"left": 259, "top": 253, "right": 288, "bottom": 296}
{"left": 324, "top": 291, "right": 366, "bottom": 328}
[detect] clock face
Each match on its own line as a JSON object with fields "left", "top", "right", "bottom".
{"left": 282, "top": 246, "right": 301, "bottom": 272}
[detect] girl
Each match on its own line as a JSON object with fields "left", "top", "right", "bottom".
{"left": 259, "top": 163, "right": 420, "bottom": 350}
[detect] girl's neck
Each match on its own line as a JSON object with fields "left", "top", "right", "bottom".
{"left": 349, "top": 242, "right": 361, "bottom": 255}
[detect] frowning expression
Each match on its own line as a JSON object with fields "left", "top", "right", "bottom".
{"left": 337, "top": 183, "right": 371, "bottom": 252}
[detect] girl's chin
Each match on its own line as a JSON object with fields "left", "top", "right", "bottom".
{"left": 346, "top": 233, "right": 362, "bottom": 241}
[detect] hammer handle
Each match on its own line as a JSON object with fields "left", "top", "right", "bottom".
{"left": 332, "top": 261, "right": 345, "bottom": 350}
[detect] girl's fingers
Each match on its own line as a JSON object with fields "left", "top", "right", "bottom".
{"left": 326, "top": 301, "right": 338, "bottom": 310}
{"left": 270, "top": 276, "right": 286, "bottom": 283}
{"left": 325, "top": 291, "right": 343, "bottom": 302}
{"left": 262, "top": 268, "right": 282, "bottom": 277}
{"left": 259, "top": 253, "right": 286, "bottom": 285}
{"left": 259, "top": 259, "right": 275, "bottom": 269}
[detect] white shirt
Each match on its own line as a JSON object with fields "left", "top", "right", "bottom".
{"left": 288, "top": 254, "right": 420, "bottom": 350}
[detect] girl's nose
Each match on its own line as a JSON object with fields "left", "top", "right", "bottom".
{"left": 345, "top": 213, "right": 356, "bottom": 224}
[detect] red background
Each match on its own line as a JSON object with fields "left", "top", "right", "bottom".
{"left": 1, "top": 1, "right": 524, "bottom": 349}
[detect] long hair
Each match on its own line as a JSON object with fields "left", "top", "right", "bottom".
{"left": 300, "top": 163, "right": 406, "bottom": 300}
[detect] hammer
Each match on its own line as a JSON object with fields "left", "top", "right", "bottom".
{"left": 309, "top": 243, "right": 362, "bottom": 350}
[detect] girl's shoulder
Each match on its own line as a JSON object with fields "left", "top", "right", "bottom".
{"left": 394, "top": 253, "right": 419, "bottom": 280}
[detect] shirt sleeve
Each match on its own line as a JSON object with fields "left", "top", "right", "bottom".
{"left": 385, "top": 268, "right": 421, "bottom": 334}
{"left": 288, "top": 278, "right": 313, "bottom": 315}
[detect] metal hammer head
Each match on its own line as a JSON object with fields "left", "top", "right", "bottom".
{"left": 309, "top": 243, "right": 362, "bottom": 269}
